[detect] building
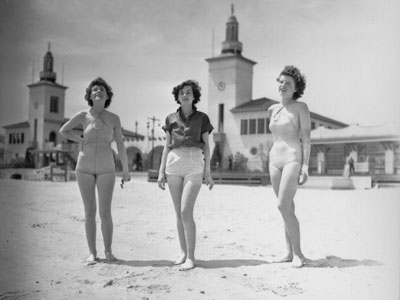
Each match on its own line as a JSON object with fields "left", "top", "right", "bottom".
{"left": 205, "top": 7, "right": 347, "bottom": 172}
{"left": 310, "top": 123, "right": 400, "bottom": 177}
{"left": 3, "top": 44, "right": 68, "bottom": 166}
{"left": 4, "top": 8, "right": 398, "bottom": 180}
{"left": 2, "top": 45, "right": 164, "bottom": 171}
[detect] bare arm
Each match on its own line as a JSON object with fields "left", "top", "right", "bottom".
{"left": 298, "top": 102, "right": 311, "bottom": 184}
{"left": 113, "top": 115, "right": 130, "bottom": 180}
{"left": 202, "top": 131, "right": 214, "bottom": 190}
{"left": 157, "top": 131, "right": 171, "bottom": 190}
{"left": 59, "top": 111, "right": 85, "bottom": 143}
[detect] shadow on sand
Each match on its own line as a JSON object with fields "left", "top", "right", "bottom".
{"left": 96, "top": 256, "right": 380, "bottom": 269}
{"left": 197, "top": 259, "right": 269, "bottom": 269}
{"left": 98, "top": 259, "right": 174, "bottom": 267}
{"left": 99, "top": 259, "right": 269, "bottom": 269}
{"left": 304, "top": 255, "right": 382, "bottom": 268}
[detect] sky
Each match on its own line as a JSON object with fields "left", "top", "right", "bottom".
{"left": 1, "top": 0, "right": 399, "bottom": 138}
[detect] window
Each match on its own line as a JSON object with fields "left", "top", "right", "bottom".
{"left": 218, "top": 104, "right": 224, "bottom": 132}
{"left": 266, "top": 118, "right": 271, "bottom": 133}
{"left": 249, "top": 119, "right": 256, "bottom": 134}
{"left": 50, "top": 96, "right": 59, "bottom": 113}
{"left": 240, "top": 119, "right": 248, "bottom": 135}
{"left": 49, "top": 131, "right": 56, "bottom": 143}
{"left": 257, "top": 118, "right": 265, "bottom": 134}
{"left": 8, "top": 133, "right": 25, "bottom": 144}
{"left": 34, "top": 119, "right": 38, "bottom": 141}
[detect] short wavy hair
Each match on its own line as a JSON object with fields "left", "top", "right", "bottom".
{"left": 172, "top": 80, "right": 202, "bottom": 105}
{"left": 278, "top": 65, "right": 306, "bottom": 100}
{"left": 84, "top": 77, "right": 114, "bottom": 108}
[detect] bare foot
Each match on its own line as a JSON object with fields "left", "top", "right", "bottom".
{"left": 272, "top": 254, "right": 293, "bottom": 263}
{"left": 85, "top": 254, "right": 98, "bottom": 265}
{"left": 174, "top": 253, "right": 187, "bottom": 265}
{"left": 105, "top": 252, "right": 118, "bottom": 262}
{"left": 178, "top": 258, "right": 196, "bottom": 271}
{"left": 291, "top": 255, "right": 305, "bottom": 268}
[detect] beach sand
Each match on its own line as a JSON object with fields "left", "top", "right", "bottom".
{"left": 0, "top": 174, "right": 399, "bottom": 300}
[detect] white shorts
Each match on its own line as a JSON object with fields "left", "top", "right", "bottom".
{"left": 166, "top": 147, "right": 204, "bottom": 178}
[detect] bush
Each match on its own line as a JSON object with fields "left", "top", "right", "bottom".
{"left": 10, "top": 157, "right": 27, "bottom": 168}
{"left": 232, "top": 152, "right": 248, "bottom": 172}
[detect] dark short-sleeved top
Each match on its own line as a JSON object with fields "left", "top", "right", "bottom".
{"left": 162, "top": 107, "right": 214, "bottom": 149}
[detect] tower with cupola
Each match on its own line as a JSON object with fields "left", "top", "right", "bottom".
{"left": 27, "top": 43, "right": 67, "bottom": 149}
{"left": 205, "top": 5, "right": 256, "bottom": 166}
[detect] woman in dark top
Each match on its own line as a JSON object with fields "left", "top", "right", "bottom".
{"left": 158, "top": 80, "right": 214, "bottom": 271}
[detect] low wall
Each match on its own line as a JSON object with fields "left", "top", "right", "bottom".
{"left": 303, "top": 176, "right": 372, "bottom": 190}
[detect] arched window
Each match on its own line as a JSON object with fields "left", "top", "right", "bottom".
{"left": 49, "top": 131, "right": 57, "bottom": 144}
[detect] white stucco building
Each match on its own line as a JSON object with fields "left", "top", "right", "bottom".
{"left": 205, "top": 7, "right": 346, "bottom": 172}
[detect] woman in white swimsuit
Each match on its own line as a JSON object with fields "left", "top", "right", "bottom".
{"left": 60, "top": 77, "right": 130, "bottom": 264}
{"left": 268, "top": 66, "right": 311, "bottom": 268}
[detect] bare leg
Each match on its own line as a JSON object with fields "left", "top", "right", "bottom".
{"left": 76, "top": 172, "right": 97, "bottom": 262}
{"left": 278, "top": 162, "right": 305, "bottom": 267}
{"left": 167, "top": 175, "right": 186, "bottom": 265}
{"left": 269, "top": 165, "right": 293, "bottom": 262}
{"left": 270, "top": 163, "right": 305, "bottom": 267}
{"left": 97, "top": 173, "right": 116, "bottom": 261}
{"left": 179, "top": 173, "right": 202, "bottom": 271}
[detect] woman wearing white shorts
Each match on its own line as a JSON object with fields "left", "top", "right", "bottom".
{"left": 158, "top": 80, "right": 214, "bottom": 271}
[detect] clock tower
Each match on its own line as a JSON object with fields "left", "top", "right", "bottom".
{"left": 205, "top": 5, "right": 256, "bottom": 165}
{"left": 27, "top": 43, "right": 67, "bottom": 149}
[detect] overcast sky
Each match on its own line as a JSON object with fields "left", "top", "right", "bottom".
{"left": 1, "top": 0, "right": 399, "bottom": 137}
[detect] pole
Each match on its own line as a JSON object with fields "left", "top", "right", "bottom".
{"left": 147, "top": 116, "right": 160, "bottom": 169}
{"left": 32, "top": 61, "right": 35, "bottom": 83}
{"left": 212, "top": 27, "right": 214, "bottom": 57}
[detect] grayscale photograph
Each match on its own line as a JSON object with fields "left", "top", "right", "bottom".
{"left": 0, "top": 0, "right": 399, "bottom": 299}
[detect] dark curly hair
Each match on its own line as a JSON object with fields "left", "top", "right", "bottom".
{"left": 172, "top": 80, "right": 202, "bottom": 105}
{"left": 84, "top": 77, "right": 114, "bottom": 108}
{"left": 277, "top": 65, "right": 306, "bottom": 100}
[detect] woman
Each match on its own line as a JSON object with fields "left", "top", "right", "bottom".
{"left": 157, "top": 80, "right": 214, "bottom": 271}
{"left": 268, "top": 66, "right": 310, "bottom": 268}
{"left": 59, "top": 77, "right": 130, "bottom": 264}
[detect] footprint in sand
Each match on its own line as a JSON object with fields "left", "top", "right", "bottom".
{"left": 125, "top": 284, "right": 171, "bottom": 293}
{"left": 29, "top": 223, "right": 48, "bottom": 229}
{"left": 255, "top": 282, "right": 303, "bottom": 297}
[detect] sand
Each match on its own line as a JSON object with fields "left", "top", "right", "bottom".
{"left": 0, "top": 174, "right": 399, "bottom": 300}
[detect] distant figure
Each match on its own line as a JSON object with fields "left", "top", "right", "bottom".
{"left": 228, "top": 157, "right": 233, "bottom": 171}
{"left": 59, "top": 77, "right": 130, "bottom": 264}
{"left": 24, "top": 147, "right": 35, "bottom": 168}
{"left": 136, "top": 154, "right": 143, "bottom": 171}
{"left": 157, "top": 80, "right": 214, "bottom": 271}
{"left": 348, "top": 156, "right": 355, "bottom": 175}
{"left": 268, "top": 66, "right": 310, "bottom": 268}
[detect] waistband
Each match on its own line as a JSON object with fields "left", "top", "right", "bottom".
{"left": 83, "top": 138, "right": 112, "bottom": 145}
{"left": 171, "top": 147, "right": 203, "bottom": 153}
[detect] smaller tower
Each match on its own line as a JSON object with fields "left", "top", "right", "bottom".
{"left": 40, "top": 42, "right": 57, "bottom": 83}
{"left": 28, "top": 43, "right": 67, "bottom": 150}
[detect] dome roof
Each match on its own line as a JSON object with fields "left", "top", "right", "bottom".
{"left": 227, "top": 15, "right": 238, "bottom": 23}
